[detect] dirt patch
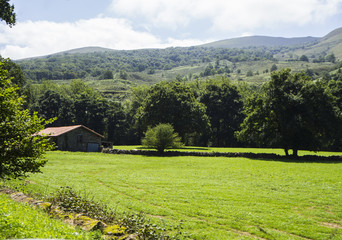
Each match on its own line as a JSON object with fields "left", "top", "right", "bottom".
{"left": 272, "top": 228, "right": 313, "bottom": 240}
{"left": 321, "top": 222, "right": 342, "bottom": 229}
{"left": 232, "top": 228, "right": 268, "bottom": 240}
{"left": 147, "top": 214, "right": 165, "bottom": 219}
{"left": 0, "top": 188, "right": 15, "bottom": 195}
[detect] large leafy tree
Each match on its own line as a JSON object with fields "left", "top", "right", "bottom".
{"left": 105, "top": 101, "right": 129, "bottom": 145}
{"left": 35, "top": 89, "right": 74, "bottom": 127}
{"left": 69, "top": 80, "right": 107, "bottom": 134}
{"left": 0, "top": 62, "right": 53, "bottom": 179}
{"left": 137, "top": 81, "right": 210, "bottom": 145}
{"left": 327, "top": 79, "right": 342, "bottom": 150}
{"left": 200, "top": 78, "right": 244, "bottom": 147}
{"left": 0, "top": 2, "right": 54, "bottom": 179}
{"left": 236, "top": 69, "right": 338, "bottom": 156}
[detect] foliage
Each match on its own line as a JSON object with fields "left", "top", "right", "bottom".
{"left": 0, "top": 57, "right": 25, "bottom": 88}
{"left": 136, "top": 81, "right": 210, "bottom": 145}
{"left": 48, "top": 186, "right": 116, "bottom": 223}
{"left": 325, "top": 53, "right": 336, "bottom": 63}
{"left": 35, "top": 89, "right": 74, "bottom": 126}
{"left": 46, "top": 186, "right": 187, "bottom": 239}
{"left": 200, "top": 78, "right": 244, "bottom": 147}
{"left": 327, "top": 79, "right": 342, "bottom": 150}
{"left": 29, "top": 80, "right": 129, "bottom": 144}
{"left": 0, "top": 61, "right": 54, "bottom": 179}
{"left": 0, "top": 0, "right": 16, "bottom": 27}
{"left": 142, "top": 123, "right": 183, "bottom": 153}
{"left": 16, "top": 47, "right": 276, "bottom": 82}
{"left": 27, "top": 65, "right": 342, "bottom": 151}
{"left": 236, "top": 68, "right": 339, "bottom": 156}
{"left": 102, "top": 69, "right": 113, "bottom": 79}
{"left": 270, "top": 63, "right": 278, "bottom": 72}
{"left": 299, "top": 54, "right": 309, "bottom": 62}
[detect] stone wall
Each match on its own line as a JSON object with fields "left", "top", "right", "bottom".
{"left": 102, "top": 148, "right": 342, "bottom": 162}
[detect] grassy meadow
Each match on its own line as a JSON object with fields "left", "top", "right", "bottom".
{"left": 5, "top": 149, "right": 342, "bottom": 239}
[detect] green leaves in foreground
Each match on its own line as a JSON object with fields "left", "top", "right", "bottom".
{"left": 0, "top": 61, "right": 54, "bottom": 179}
{"left": 47, "top": 186, "right": 187, "bottom": 239}
{"left": 142, "top": 123, "right": 183, "bottom": 153}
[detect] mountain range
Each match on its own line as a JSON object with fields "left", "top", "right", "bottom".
{"left": 27, "top": 27, "right": 341, "bottom": 60}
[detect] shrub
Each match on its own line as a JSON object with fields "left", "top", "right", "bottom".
{"left": 142, "top": 123, "right": 183, "bottom": 153}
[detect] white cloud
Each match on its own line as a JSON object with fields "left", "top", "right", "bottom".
{"left": 0, "top": 17, "right": 203, "bottom": 59}
{"left": 2, "top": 0, "right": 341, "bottom": 59}
{"left": 110, "top": 0, "right": 342, "bottom": 32}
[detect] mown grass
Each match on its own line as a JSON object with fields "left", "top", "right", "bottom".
{"left": 0, "top": 193, "right": 100, "bottom": 239}
{"left": 5, "top": 150, "right": 342, "bottom": 239}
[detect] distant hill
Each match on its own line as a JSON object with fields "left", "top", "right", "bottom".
{"left": 293, "top": 27, "right": 342, "bottom": 60}
{"left": 14, "top": 27, "right": 342, "bottom": 95}
{"left": 60, "top": 46, "right": 115, "bottom": 54}
{"left": 200, "top": 36, "right": 320, "bottom": 48}
{"left": 46, "top": 46, "right": 115, "bottom": 57}
{"left": 18, "top": 46, "right": 115, "bottom": 60}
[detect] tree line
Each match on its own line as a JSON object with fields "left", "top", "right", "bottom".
{"left": 17, "top": 60, "right": 341, "bottom": 156}
{"left": 3, "top": 50, "right": 342, "bottom": 157}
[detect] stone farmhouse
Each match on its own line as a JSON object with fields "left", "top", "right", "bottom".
{"left": 37, "top": 125, "right": 104, "bottom": 152}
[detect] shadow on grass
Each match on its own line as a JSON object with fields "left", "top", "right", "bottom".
{"left": 103, "top": 148, "right": 342, "bottom": 164}
{"left": 177, "top": 147, "right": 210, "bottom": 151}
{"left": 251, "top": 155, "right": 342, "bottom": 164}
{"left": 135, "top": 146, "right": 210, "bottom": 151}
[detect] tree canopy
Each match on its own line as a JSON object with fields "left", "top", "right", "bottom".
{"left": 0, "top": 61, "right": 53, "bottom": 179}
{"left": 236, "top": 69, "right": 339, "bottom": 156}
{"left": 136, "top": 81, "right": 210, "bottom": 145}
{"left": 200, "top": 78, "right": 244, "bottom": 147}
{"left": 0, "top": 0, "right": 16, "bottom": 27}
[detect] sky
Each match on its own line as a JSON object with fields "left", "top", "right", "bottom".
{"left": 1, "top": 0, "right": 342, "bottom": 60}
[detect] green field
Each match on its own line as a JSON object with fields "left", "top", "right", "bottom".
{"left": 6, "top": 150, "right": 342, "bottom": 239}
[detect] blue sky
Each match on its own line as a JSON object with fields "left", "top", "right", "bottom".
{"left": 1, "top": 0, "right": 342, "bottom": 59}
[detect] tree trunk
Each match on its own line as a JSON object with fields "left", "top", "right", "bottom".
{"left": 284, "top": 148, "right": 289, "bottom": 156}
{"left": 292, "top": 149, "right": 298, "bottom": 157}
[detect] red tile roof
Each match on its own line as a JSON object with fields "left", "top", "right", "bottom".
{"left": 37, "top": 125, "right": 104, "bottom": 138}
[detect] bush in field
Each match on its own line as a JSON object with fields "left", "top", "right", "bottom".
{"left": 142, "top": 123, "right": 183, "bottom": 153}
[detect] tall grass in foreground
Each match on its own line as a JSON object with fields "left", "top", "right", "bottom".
{"left": 0, "top": 194, "right": 100, "bottom": 239}
{"left": 5, "top": 150, "right": 342, "bottom": 239}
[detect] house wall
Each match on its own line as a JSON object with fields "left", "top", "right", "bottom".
{"left": 56, "top": 128, "right": 102, "bottom": 152}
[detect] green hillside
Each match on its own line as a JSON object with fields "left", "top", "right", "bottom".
{"left": 292, "top": 27, "right": 342, "bottom": 60}
{"left": 200, "top": 35, "right": 319, "bottom": 48}
{"left": 13, "top": 27, "right": 342, "bottom": 99}
{"left": 52, "top": 46, "right": 115, "bottom": 55}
